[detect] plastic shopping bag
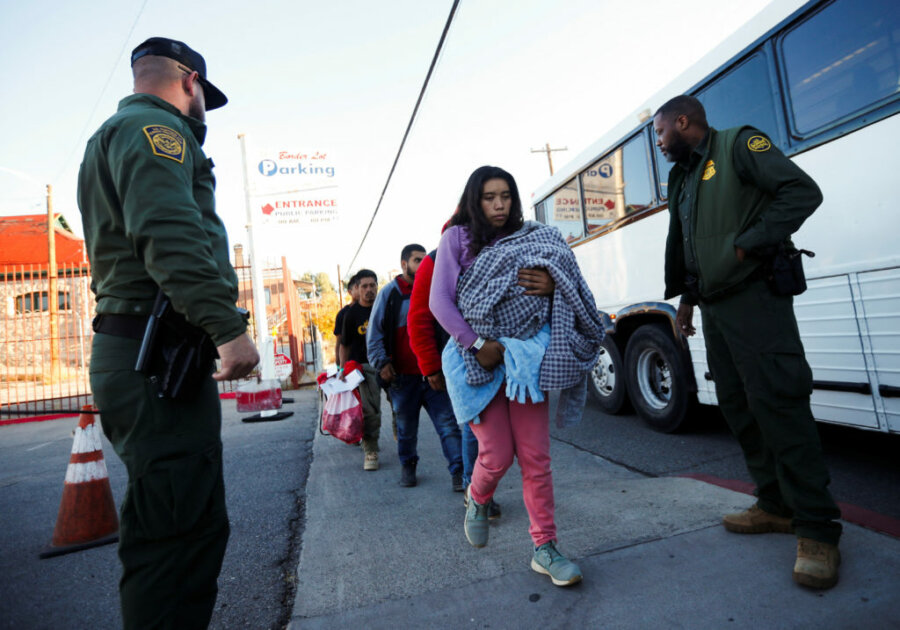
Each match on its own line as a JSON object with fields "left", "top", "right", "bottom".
{"left": 321, "top": 389, "right": 364, "bottom": 444}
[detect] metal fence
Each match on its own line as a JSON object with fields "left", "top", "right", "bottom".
{"left": 1, "top": 260, "right": 320, "bottom": 419}
{"left": 0, "top": 263, "right": 95, "bottom": 416}
{"left": 231, "top": 260, "right": 318, "bottom": 390}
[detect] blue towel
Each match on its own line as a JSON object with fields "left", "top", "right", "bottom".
{"left": 443, "top": 325, "right": 550, "bottom": 425}
{"left": 501, "top": 325, "right": 549, "bottom": 405}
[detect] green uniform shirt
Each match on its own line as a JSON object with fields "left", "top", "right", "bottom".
{"left": 78, "top": 94, "right": 245, "bottom": 346}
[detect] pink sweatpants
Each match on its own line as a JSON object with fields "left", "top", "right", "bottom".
{"left": 469, "top": 388, "right": 555, "bottom": 547}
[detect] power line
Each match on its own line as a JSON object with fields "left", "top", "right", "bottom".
{"left": 52, "top": 0, "right": 150, "bottom": 184}
{"left": 345, "top": 0, "right": 460, "bottom": 272}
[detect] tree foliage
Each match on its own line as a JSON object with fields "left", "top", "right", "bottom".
{"left": 301, "top": 271, "right": 336, "bottom": 295}
{"left": 315, "top": 272, "right": 335, "bottom": 294}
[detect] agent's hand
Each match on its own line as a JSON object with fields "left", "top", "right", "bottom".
{"left": 379, "top": 362, "right": 397, "bottom": 385}
{"left": 735, "top": 246, "right": 746, "bottom": 262}
{"left": 518, "top": 267, "right": 555, "bottom": 296}
{"left": 426, "top": 372, "right": 446, "bottom": 392}
{"left": 214, "top": 334, "right": 260, "bottom": 381}
{"left": 676, "top": 303, "right": 695, "bottom": 337}
{"left": 475, "top": 340, "right": 505, "bottom": 370}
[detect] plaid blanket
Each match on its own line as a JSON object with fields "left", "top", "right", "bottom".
{"left": 455, "top": 221, "right": 604, "bottom": 391}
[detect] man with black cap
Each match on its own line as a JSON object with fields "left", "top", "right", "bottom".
{"left": 78, "top": 37, "right": 258, "bottom": 629}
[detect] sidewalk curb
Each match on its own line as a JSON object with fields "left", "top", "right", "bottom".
{"left": 678, "top": 472, "right": 900, "bottom": 538}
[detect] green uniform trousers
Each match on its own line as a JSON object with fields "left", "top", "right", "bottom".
{"left": 700, "top": 279, "right": 841, "bottom": 545}
{"left": 359, "top": 363, "right": 382, "bottom": 454}
{"left": 90, "top": 333, "right": 229, "bottom": 630}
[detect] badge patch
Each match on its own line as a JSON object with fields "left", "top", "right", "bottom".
{"left": 143, "top": 125, "right": 185, "bottom": 163}
{"left": 702, "top": 159, "right": 716, "bottom": 181}
{"left": 747, "top": 135, "right": 771, "bottom": 152}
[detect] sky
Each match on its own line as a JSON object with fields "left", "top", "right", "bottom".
{"left": 0, "top": 0, "right": 773, "bottom": 286}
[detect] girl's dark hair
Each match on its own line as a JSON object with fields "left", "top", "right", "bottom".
{"left": 449, "top": 165, "right": 524, "bottom": 258}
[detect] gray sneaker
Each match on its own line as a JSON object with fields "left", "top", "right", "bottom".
{"left": 463, "top": 485, "right": 501, "bottom": 520}
{"left": 464, "top": 486, "right": 489, "bottom": 548}
{"left": 531, "top": 541, "right": 582, "bottom": 586}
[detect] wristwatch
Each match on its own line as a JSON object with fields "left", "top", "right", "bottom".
{"left": 468, "top": 337, "right": 486, "bottom": 354}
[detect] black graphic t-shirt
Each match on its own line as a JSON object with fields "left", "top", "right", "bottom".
{"left": 341, "top": 302, "right": 372, "bottom": 364}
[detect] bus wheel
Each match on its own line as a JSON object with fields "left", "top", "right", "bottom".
{"left": 624, "top": 324, "right": 689, "bottom": 433}
{"left": 588, "top": 335, "right": 629, "bottom": 414}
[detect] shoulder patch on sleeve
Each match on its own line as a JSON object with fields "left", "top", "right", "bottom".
{"left": 747, "top": 135, "right": 772, "bottom": 153}
{"left": 142, "top": 125, "right": 185, "bottom": 163}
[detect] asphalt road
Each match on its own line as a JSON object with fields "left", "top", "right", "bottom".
{"left": 0, "top": 393, "right": 317, "bottom": 630}
{"left": 552, "top": 395, "right": 900, "bottom": 521}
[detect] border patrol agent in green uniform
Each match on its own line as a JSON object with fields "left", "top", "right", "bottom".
{"left": 653, "top": 95, "right": 842, "bottom": 590}
{"left": 77, "top": 37, "right": 259, "bottom": 628}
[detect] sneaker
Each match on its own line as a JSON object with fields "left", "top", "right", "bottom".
{"left": 464, "top": 486, "right": 489, "bottom": 548}
{"left": 400, "top": 461, "right": 417, "bottom": 487}
{"left": 531, "top": 541, "right": 582, "bottom": 586}
{"left": 793, "top": 537, "right": 840, "bottom": 589}
{"left": 463, "top": 488, "right": 501, "bottom": 521}
{"left": 723, "top": 504, "right": 793, "bottom": 534}
{"left": 363, "top": 452, "right": 379, "bottom": 471}
{"left": 452, "top": 473, "right": 464, "bottom": 493}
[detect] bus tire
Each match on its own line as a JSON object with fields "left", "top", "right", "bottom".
{"left": 624, "top": 323, "right": 690, "bottom": 433}
{"left": 588, "top": 335, "right": 629, "bottom": 414}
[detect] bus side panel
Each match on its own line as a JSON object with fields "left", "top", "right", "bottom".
{"left": 796, "top": 276, "right": 878, "bottom": 429}
{"left": 686, "top": 329, "right": 716, "bottom": 406}
{"left": 791, "top": 115, "right": 900, "bottom": 279}
{"left": 857, "top": 268, "right": 900, "bottom": 433}
{"left": 571, "top": 212, "right": 668, "bottom": 315}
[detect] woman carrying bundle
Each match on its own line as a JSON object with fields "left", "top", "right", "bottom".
{"left": 430, "top": 165, "right": 604, "bottom": 586}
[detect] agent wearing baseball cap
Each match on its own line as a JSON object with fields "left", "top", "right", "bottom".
{"left": 78, "top": 37, "right": 259, "bottom": 629}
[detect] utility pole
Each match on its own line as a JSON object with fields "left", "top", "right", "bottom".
{"left": 239, "top": 133, "right": 278, "bottom": 394}
{"left": 530, "top": 142, "right": 568, "bottom": 176}
{"left": 47, "top": 184, "right": 60, "bottom": 381}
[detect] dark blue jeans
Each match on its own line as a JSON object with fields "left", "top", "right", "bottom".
{"left": 390, "top": 374, "right": 463, "bottom": 475}
{"left": 462, "top": 421, "right": 479, "bottom": 488}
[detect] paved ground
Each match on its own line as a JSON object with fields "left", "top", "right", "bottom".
{"left": 5, "top": 388, "right": 898, "bottom": 629}
{"left": 289, "top": 390, "right": 900, "bottom": 629}
{"left": 0, "top": 394, "right": 316, "bottom": 630}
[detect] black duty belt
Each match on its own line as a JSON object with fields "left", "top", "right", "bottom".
{"left": 92, "top": 314, "right": 147, "bottom": 340}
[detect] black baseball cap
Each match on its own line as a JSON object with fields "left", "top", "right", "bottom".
{"left": 131, "top": 37, "right": 228, "bottom": 110}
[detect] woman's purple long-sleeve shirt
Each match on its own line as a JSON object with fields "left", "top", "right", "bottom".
{"left": 429, "top": 225, "right": 489, "bottom": 349}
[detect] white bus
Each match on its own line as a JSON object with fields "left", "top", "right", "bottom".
{"left": 531, "top": 0, "right": 900, "bottom": 433}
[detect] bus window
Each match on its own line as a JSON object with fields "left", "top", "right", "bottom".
{"left": 543, "top": 179, "right": 584, "bottom": 243}
{"left": 582, "top": 134, "right": 654, "bottom": 234}
{"left": 534, "top": 200, "right": 547, "bottom": 224}
{"left": 781, "top": 0, "right": 900, "bottom": 135}
{"left": 696, "top": 52, "right": 784, "bottom": 148}
{"left": 654, "top": 142, "right": 673, "bottom": 200}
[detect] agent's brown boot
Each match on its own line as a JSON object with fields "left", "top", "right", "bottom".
{"left": 723, "top": 504, "right": 793, "bottom": 534}
{"left": 793, "top": 537, "right": 840, "bottom": 589}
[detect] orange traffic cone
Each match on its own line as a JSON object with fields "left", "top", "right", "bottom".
{"left": 39, "top": 405, "right": 119, "bottom": 559}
